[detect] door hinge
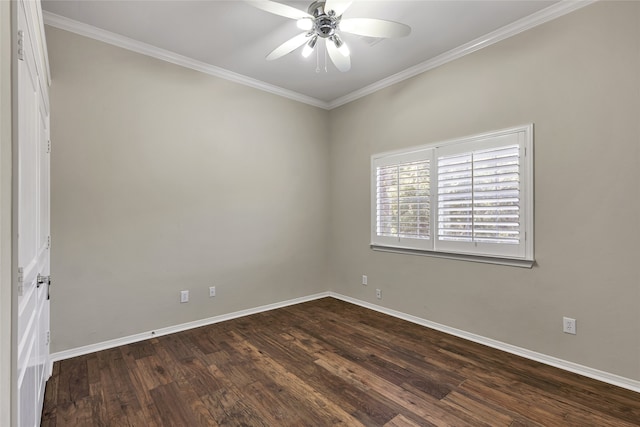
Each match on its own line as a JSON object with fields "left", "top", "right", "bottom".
{"left": 46, "top": 331, "right": 50, "bottom": 345}
{"left": 47, "top": 140, "right": 51, "bottom": 154}
{"left": 17, "top": 30, "right": 24, "bottom": 61}
{"left": 17, "top": 267, "right": 24, "bottom": 296}
{"left": 47, "top": 235, "right": 51, "bottom": 249}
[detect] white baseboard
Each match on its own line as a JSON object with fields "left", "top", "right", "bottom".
{"left": 49, "top": 291, "right": 331, "bottom": 366}
{"left": 328, "top": 292, "right": 640, "bottom": 394}
{"left": 50, "top": 291, "right": 640, "bottom": 394}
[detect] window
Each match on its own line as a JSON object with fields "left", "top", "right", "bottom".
{"left": 371, "top": 125, "right": 533, "bottom": 266}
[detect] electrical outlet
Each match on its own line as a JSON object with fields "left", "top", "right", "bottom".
{"left": 209, "top": 286, "right": 216, "bottom": 297}
{"left": 376, "top": 289, "right": 382, "bottom": 299}
{"left": 362, "top": 275, "right": 368, "bottom": 285}
{"left": 563, "top": 317, "right": 576, "bottom": 335}
{"left": 180, "top": 290, "right": 189, "bottom": 303}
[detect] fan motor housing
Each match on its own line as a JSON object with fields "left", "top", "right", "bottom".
{"left": 315, "top": 16, "right": 336, "bottom": 37}
{"left": 308, "top": 1, "right": 339, "bottom": 38}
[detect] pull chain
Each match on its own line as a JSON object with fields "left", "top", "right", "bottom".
{"left": 315, "top": 39, "right": 328, "bottom": 73}
{"left": 324, "top": 41, "right": 327, "bottom": 73}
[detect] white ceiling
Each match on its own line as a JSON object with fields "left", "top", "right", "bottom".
{"left": 43, "top": 0, "right": 582, "bottom": 108}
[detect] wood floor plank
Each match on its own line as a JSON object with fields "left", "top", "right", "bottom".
{"left": 310, "top": 322, "right": 461, "bottom": 400}
{"left": 42, "top": 297, "right": 640, "bottom": 426}
{"left": 87, "top": 383, "right": 110, "bottom": 427}
{"left": 482, "top": 353, "right": 640, "bottom": 423}
{"left": 56, "top": 355, "right": 90, "bottom": 406}
{"left": 440, "top": 390, "right": 513, "bottom": 426}
{"left": 133, "top": 354, "right": 173, "bottom": 391}
{"left": 125, "top": 339, "right": 156, "bottom": 360}
{"left": 242, "top": 329, "right": 401, "bottom": 425}
{"left": 223, "top": 341, "right": 357, "bottom": 424}
{"left": 226, "top": 330, "right": 368, "bottom": 426}
{"left": 55, "top": 397, "right": 95, "bottom": 426}
{"left": 206, "top": 330, "right": 329, "bottom": 425}
{"left": 120, "top": 348, "right": 165, "bottom": 426}
{"left": 460, "top": 377, "right": 640, "bottom": 427}
{"left": 205, "top": 363, "right": 285, "bottom": 426}
{"left": 384, "top": 414, "right": 426, "bottom": 427}
{"left": 150, "top": 382, "right": 211, "bottom": 427}
{"left": 95, "top": 348, "right": 146, "bottom": 425}
{"left": 187, "top": 327, "right": 224, "bottom": 356}
{"left": 199, "top": 389, "right": 268, "bottom": 427}
{"left": 314, "top": 348, "right": 474, "bottom": 427}
{"left": 40, "top": 363, "right": 59, "bottom": 426}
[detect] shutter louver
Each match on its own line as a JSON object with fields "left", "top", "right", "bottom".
{"left": 473, "top": 145, "right": 520, "bottom": 244}
{"left": 377, "top": 160, "right": 430, "bottom": 240}
{"left": 437, "top": 153, "right": 473, "bottom": 242}
{"left": 438, "top": 144, "right": 520, "bottom": 245}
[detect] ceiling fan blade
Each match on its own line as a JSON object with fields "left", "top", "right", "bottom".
{"left": 249, "top": 1, "right": 312, "bottom": 20}
{"left": 326, "top": 40, "right": 351, "bottom": 72}
{"left": 266, "top": 32, "right": 311, "bottom": 61}
{"left": 340, "top": 18, "right": 411, "bottom": 38}
{"left": 324, "top": 1, "right": 352, "bottom": 17}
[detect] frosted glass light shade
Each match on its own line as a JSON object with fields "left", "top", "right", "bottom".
{"left": 338, "top": 42, "right": 350, "bottom": 57}
{"left": 297, "top": 18, "right": 313, "bottom": 30}
{"left": 301, "top": 36, "right": 317, "bottom": 58}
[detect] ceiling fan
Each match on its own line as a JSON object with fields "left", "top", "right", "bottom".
{"left": 250, "top": 1, "right": 411, "bottom": 72}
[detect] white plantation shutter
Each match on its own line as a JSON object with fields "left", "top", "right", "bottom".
{"left": 372, "top": 150, "right": 434, "bottom": 250}
{"left": 372, "top": 125, "right": 533, "bottom": 264}
{"left": 472, "top": 145, "right": 520, "bottom": 244}
{"left": 436, "top": 132, "right": 528, "bottom": 259}
{"left": 377, "top": 160, "right": 430, "bottom": 239}
{"left": 438, "top": 144, "right": 520, "bottom": 245}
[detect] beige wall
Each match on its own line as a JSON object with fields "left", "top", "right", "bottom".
{"left": 329, "top": 1, "right": 640, "bottom": 380}
{"left": 0, "top": 1, "right": 13, "bottom": 424}
{"left": 46, "top": 27, "right": 330, "bottom": 352}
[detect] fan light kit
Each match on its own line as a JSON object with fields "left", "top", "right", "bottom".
{"left": 250, "top": 0, "right": 411, "bottom": 72}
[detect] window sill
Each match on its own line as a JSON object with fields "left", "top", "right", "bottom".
{"left": 370, "top": 245, "right": 535, "bottom": 268}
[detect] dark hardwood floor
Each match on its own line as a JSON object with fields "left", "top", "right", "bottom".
{"left": 41, "top": 298, "right": 640, "bottom": 426}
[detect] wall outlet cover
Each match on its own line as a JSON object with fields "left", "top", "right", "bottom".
{"left": 563, "top": 317, "right": 576, "bottom": 335}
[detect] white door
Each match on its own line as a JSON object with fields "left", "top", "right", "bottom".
{"left": 16, "top": 0, "right": 51, "bottom": 425}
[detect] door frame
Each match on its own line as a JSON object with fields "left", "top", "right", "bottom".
{"left": 0, "top": 1, "right": 14, "bottom": 425}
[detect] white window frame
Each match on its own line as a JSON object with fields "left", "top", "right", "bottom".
{"left": 371, "top": 124, "right": 534, "bottom": 268}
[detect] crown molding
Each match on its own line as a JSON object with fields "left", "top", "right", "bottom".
{"left": 43, "top": 11, "right": 331, "bottom": 110}
{"left": 44, "top": 1, "right": 595, "bottom": 111}
{"left": 327, "top": 0, "right": 596, "bottom": 109}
